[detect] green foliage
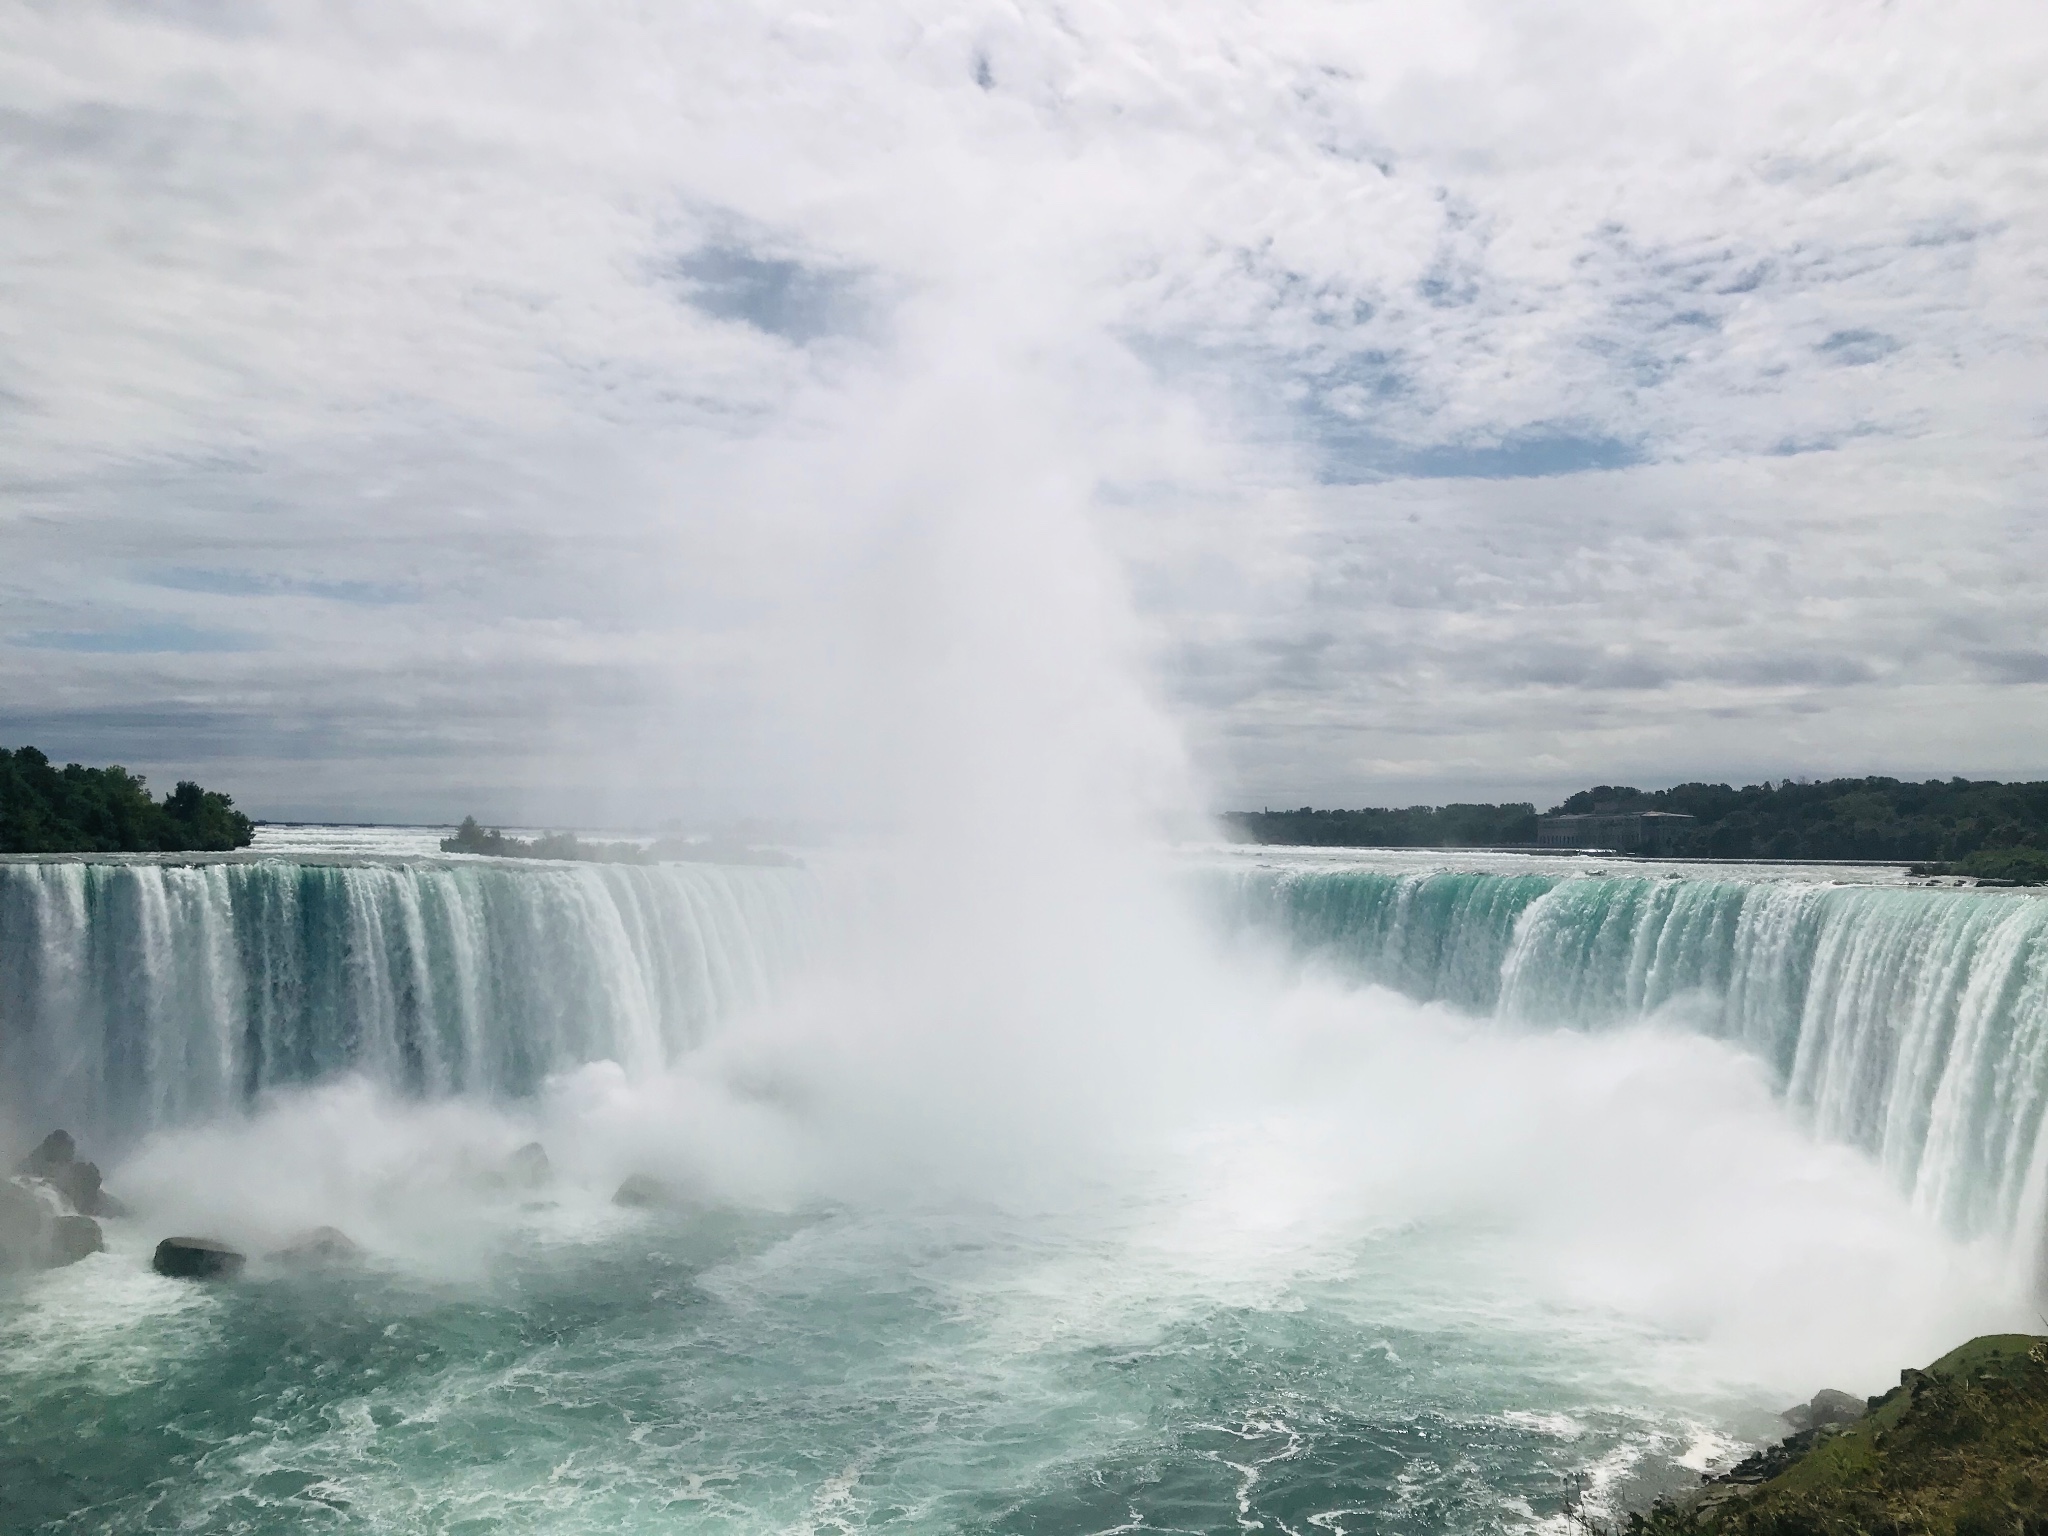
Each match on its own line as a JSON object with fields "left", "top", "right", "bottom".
{"left": 1588, "top": 777, "right": 2048, "bottom": 862}
{"left": 441, "top": 817, "right": 641, "bottom": 861}
{"left": 0, "top": 746, "right": 254, "bottom": 854}
{"left": 1626, "top": 1335, "right": 2048, "bottom": 1536}
{"left": 440, "top": 816, "right": 800, "bottom": 867}
{"left": 1232, "top": 777, "right": 2048, "bottom": 862}
{"left": 1940, "top": 847, "right": 2048, "bottom": 886}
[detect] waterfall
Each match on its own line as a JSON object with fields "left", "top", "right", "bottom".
{"left": 10, "top": 849, "right": 2048, "bottom": 1266}
{"left": 1226, "top": 862, "right": 2048, "bottom": 1258}
{"left": 0, "top": 857, "right": 822, "bottom": 1143}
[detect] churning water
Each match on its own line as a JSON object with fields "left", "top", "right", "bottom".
{"left": 1, "top": 837, "right": 2040, "bottom": 1533}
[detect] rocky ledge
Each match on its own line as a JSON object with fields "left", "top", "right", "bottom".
{"left": 1, "top": 1129, "right": 128, "bottom": 1272}
{"left": 1626, "top": 1335, "right": 2048, "bottom": 1535}
{"left": 151, "top": 1236, "right": 246, "bottom": 1280}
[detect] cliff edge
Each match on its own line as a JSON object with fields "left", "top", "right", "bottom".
{"left": 1629, "top": 1335, "right": 2048, "bottom": 1535}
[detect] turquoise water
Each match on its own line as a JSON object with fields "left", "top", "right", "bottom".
{"left": 1219, "top": 854, "right": 2048, "bottom": 1255}
{"left": 0, "top": 1177, "right": 1773, "bottom": 1535}
{"left": 0, "top": 855, "right": 819, "bottom": 1139}
{"left": 2, "top": 842, "right": 2040, "bottom": 1533}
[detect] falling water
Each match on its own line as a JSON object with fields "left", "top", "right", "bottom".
{"left": 2, "top": 846, "right": 2038, "bottom": 1533}
{"left": 1222, "top": 858, "right": 2048, "bottom": 1261}
{"left": 0, "top": 855, "right": 822, "bottom": 1145}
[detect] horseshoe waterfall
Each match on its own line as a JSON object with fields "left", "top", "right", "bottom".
{"left": 1221, "top": 860, "right": 2048, "bottom": 1267}
{"left": 4, "top": 845, "right": 2045, "bottom": 1534}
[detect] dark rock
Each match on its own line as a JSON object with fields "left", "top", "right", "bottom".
{"left": 504, "top": 1142, "right": 551, "bottom": 1189}
{"left": 272, "top": 1226, "right": 361, "bottom": 1268}
{"left": 48, "top": 1215, "right": 102, "bottom": 1267}
{"left": 152, "top": 1236, "right": 246, "bottom": 1280}
{"left": 95, "top": 1190, "right": 132, "bottom": 1219}
{"left": 1777, "top": 1402, "right": 1813, "bottom": 1433}
{"left": 48, "top": 1159, "right": 103, "bottom": 1215}
{"left": 1808, "top": 1387, "right": 1865, "bottom": 1428}
{"left": 1714, "top": 1427, "right": 1820, "bottom": 1486}
{"left": 18, "top": 1129, "right": 75, "bottom": 1178}
{"left": 16, "top": 1131, "right": 127, "bottom": 1216}
{"left": 612, "top": 1173, "right": 678, "bottom": 1208}
{"left": 0, "top": 1179, "right": 52, "bottom": 1272}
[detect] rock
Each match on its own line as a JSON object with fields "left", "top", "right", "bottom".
{"left": 1807, "top": 1387, "right": 1865, "bottom": 1428}
{"left": 0, "top": 1182, "right": 104, "bottom": 1270}
{"left": 612, "top": 1173, "right": 678, "bottom": 1208}
{"left": 474, "top": 1141, "right": 553, "bottom": 1193}
{"left": 272, "top": 1226, "right": 361, "bottom": 1268}
{"left": 505, "top": 1142, "right": 551, "bottom": 1189}
{"left": 48, "top": 1158, "right": 104, "bottom": 1215}
{"left": 152, "top": 1236, "right": 246, "bottom": 1280}
{"left": 1777, "top": 1402, "right": 1813, "bottom": 1433}
{"left": 15, "top": 1130, "right": 127, "bottom": 1216}
{"left": 48, "top": 1214, "right": 103, "bottom": 1267}
{"left": 17, "top": 1129, "right": 75, "bottom": 1178}
{"left": 0, "top": 1179, "right": 52, "bottom": 1272}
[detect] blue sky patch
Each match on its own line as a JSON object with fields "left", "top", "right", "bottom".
{"left": 1396, "top": 432, "right": 1642, "bottom": 480}
{"left": 672, "top": 246, "right": 856, "bottom": 344}
{"left": 144, "top": 567, "right": 417, "bottom": 604}
{"left": 1817, "top": 328, "right": 1901, "bottom": 365}
{"left": 17, "top": 622, "right": 262, "bottom": 654}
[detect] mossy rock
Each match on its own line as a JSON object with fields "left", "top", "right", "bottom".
{"left": 1628, "top": 1335, "right": 2048, "bottom": 1535}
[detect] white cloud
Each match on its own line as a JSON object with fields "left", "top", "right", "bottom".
{"left": 1, "top": 0, "right": 2043, "bottom": 820}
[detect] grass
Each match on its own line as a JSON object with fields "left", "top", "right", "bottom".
{"left": 1624, "top": 1335, "right": 2048, "bottom": 1535}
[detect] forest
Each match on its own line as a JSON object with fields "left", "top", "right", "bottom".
{"left": 0, "top": 746, "right": 254, "bottom": 854}
{"left": 1227, "top": 776, "right": 2048, "bottom": 879}
{"left": 440, "top": 816, "right": 801, "bottom": 867}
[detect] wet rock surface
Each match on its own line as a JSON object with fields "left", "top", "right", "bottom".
{"left": 1775, "top": 1385, "right": 1868, "bottom": 1435}
{"left": 2, "top": 1128, "right": 125, "bottom": 1270}
{"left": 479, "top": 1141, "right": 553, "bottom": 1193}
{"left": 1638, "top": 1335, "right": 2048, "bottom": 1533}
{"left": 506, "top": 1142, "right": 552, "bottom": 1188}
{"left": 612, "top": 1173, "right": 681, "bottom": 1208}
{"left": 272, "top": 1226, "right": 362, "bottom": 1267}
{"left": 14, "top": 1127, "right": 127, "bottom": 1217}
{"left": 0, "top": 1178, "right": 54, "bottom": 1272}
{"left": 49, "top": 1214, "right": 104, "bottom": 1267}
{"left": 17, "top": 1130, "right": 75, "bottom": 1177}
{"left": 153, "top": 1236, "right": 247, "bottom": 1280}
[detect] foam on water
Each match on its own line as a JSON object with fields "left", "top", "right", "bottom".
{"left": 0, "top": 853, "right": 822, "bottom": 1147}
{"left": 0, "top": 841, "right": 2040, "bottom": 1532}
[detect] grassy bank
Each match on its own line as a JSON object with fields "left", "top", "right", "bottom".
{"left": 1628, "top": 1335, "right": 2048, "bottom": 1535}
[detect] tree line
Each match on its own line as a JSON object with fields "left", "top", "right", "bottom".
{"left": 1227, "top": 776, "right": 2048, "bottom": 880}
{"left": 0, "top": 746, "right": 254, "bottom": 854}
{"left": 440, "top": 816, "right": 800, "bottom": 867}
{"left": 1225, "top": 802, "right": 1540, "bottom": 849}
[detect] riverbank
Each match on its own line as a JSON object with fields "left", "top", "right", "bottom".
{"left": 1627, "top": 1334, "right": 2048, "bottom": 1533}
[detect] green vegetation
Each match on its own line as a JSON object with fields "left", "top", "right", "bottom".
{"left": 441, "top": 817, "right": 595, "bottom": 860}
{"left": 440, "top": 816, "right": 800, "bottom": 868}
{"left": 1558, "top": 779, "right": 2048, "bottom": 863}
{"left": 1230, "top": 777, "right": 2048, "bottom": 866}
{"left": 0, "top": 746, "right": 253, "bottom": 854}
{"left": 1626, "top": 1334, "right": 2048, "bottom": 1535}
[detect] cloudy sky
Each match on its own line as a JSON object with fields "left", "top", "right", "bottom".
{"left": 3, "top": 1, "right": 2044, "bottom": 826}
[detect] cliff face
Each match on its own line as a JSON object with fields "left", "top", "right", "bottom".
{"left": 1632, "top": 1335, "right": 2048, "bottom": 1535}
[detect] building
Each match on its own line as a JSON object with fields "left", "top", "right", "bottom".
{"left": 1535, "top": 809, "right": 1696, "bottom": 854}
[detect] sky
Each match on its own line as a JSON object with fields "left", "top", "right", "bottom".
{"left": 2, "top": 0, "right": 2045, "bottom": 826}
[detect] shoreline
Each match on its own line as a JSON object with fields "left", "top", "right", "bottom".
{"left": 1619, "top": 1334, "right": 2048, "bottom": 1533}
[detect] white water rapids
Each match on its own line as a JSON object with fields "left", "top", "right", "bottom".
{"left": 0, "top": 837, "right": 2040, "bottom": 1533}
